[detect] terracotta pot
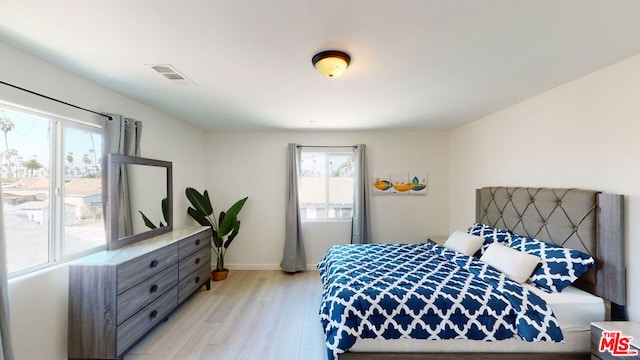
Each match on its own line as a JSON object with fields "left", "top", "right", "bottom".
{"left": 211, "top": 269, "right": 229, "bottom": 281}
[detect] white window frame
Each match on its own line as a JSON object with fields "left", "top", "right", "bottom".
{"left": 2, "top": 102, "right": 105, "bottom": 279}
{"left": 299, "top": 147, "right": 354, "bottom": 222}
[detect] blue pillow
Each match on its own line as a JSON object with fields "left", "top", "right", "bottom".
{"left": 509, "top": 235, "right": 595, "bottom": 292}
{"left": 467, "top": 223, "right": 511, "bottom": 255}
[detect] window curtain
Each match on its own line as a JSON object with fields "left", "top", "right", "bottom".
{"left": 280, "top": 143, "right": 306, "bottom": 272}
{"left": 0, "top": 185, "right": 14, "bottom": 359}
{"left": 101, "top": 114, "right": 143, "bottom": 238}
{"left": 351, "top": 144, "right": 371, "bottom": 244}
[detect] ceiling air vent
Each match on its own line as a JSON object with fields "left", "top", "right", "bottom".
{"left": 149, "top": 64, "right": 194, "bottom": 85}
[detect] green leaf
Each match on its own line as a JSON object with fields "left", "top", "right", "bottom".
{"left": 219, "top": 197, "right": 247, "bottom": 236}
{"left": 219, "top": 211, "right": 236, "bottom": 237}
{"left": 224, "top": 221, "right": 241, "bottom": 249}
{"left": 161, "top": 197, "right": 169, "bottom": 223}
{"left": 185, "top": 187, "right": 213, "bottom": 216}
{"left": 139, "top": 211, "right": 158, "bottom": 229}
{"left": 212, "top": 229, "right": 223, "bottom": 248}
{"left": 187, "top": 207, "right": 213, "bottom": 227}
{"left": 227, "top": 197, "right": 248, "bottom": 219}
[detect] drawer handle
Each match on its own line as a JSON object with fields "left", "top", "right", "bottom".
{"left": 150, "top": 310, "right": 158, "bottom": 319}
{"left": 194, "top": 258, "right": 201, "bottom": 265}
{"left": 150, "top": 284, "right": 158, "bottom": 293}
{"left": 195, "top": 276, "right": 200, "bottom": 283}
{"left": 150, "top": 259, "right": 159, "bottom": 268}
{"left": 195, "top": 239, "right": 201, "bottom": 246}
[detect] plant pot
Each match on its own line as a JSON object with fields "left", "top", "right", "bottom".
{"left": 211, "top": 269, "right": 229, "bottom": 281}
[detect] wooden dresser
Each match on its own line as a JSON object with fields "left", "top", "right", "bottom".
{"left": 68, "top": 226, "right": 212, "bottom": 360}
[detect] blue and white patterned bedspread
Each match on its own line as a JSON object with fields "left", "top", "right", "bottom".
{"left": 317, "top": 243, "right": 563, "bottom": 359}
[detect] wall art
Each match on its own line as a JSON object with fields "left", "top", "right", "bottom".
{"left": 372, "top": 172, "right": 427, "bottom": 195}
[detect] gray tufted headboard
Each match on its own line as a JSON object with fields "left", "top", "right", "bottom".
{"left": 476, "top": 187, "right": 626, "bottom": 318}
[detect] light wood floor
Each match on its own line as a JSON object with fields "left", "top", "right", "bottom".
{"left": 125, "top": 270, "right": 328, "bottom": 360}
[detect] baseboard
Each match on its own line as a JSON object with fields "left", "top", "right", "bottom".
{"left": 222, "top": 264, "right": 319, "bottom": 271}
{"left": 224, "top": 264, "right": 280, "bottom": 270}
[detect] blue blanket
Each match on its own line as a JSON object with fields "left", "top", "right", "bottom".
{"left": 318, "top": 243, "right": 563, "bottom": 359}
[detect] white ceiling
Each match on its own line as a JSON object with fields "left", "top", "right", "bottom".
{"left": 1, "top": 0, "right": 640, "bottom": 131}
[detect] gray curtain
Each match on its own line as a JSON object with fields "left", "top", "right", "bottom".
{"left": 280, "top": 143, "right": 307, "bottom": 272}
{"left": 351, "top": 144, "right": 371, "bottom": 244}
{"left": 101, "top": 114, "right": 143, "bottom": 237}
{"left": 0, "top": 184, "right": 14, "bottom": 360}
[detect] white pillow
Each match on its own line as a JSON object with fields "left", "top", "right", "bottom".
{"left": 443, "top": 230, "right": 485, "bottom": 256}
{"left": 480, "top": 243, "right": 540, "bottom": 283}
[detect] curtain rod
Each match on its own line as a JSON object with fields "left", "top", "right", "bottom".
{"left": 1, "top": 80, "right": 113, "bottom": 120}
{"left": 296, "top": 145, "right": 357, "bottom": 148}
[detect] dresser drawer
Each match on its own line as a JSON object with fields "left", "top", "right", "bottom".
{"left": 117, "top": 286, "right": 178, "bottom": 355}
{"left": 179, "top": 230, "right": 210, "bottom": 258}
{"left": 179, "top": 246, "right": 210, "bottom": 281}
{"left": 117, "top": 263, "right": 178, "bottom": 325}
{"left": 117, "top": 242, "right": 179, "bottom": 293}
{"left": 179, "top": 264, "right": 210, "bottom": 303}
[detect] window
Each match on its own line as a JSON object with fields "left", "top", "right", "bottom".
{"left": 299, "top": 149, "right": 354, "bottom": 220}
{"left": 1, "top": 104, "right": 104, "bottom": 277}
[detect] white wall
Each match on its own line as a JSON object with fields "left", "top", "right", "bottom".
{"left": 449, "top": 54, "right": 640, "bottom": 321}
{"left": 204, "top": 130, "right": 450, "bottom": 269}
{"left": 1, "top": 41, "right": 208, "bottom": 360}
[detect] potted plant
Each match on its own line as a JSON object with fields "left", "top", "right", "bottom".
{"left": 185, "top": 187, "right": 248, "bottom": 281}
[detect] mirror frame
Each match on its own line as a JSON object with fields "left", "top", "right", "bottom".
{"left": 107, "top": 153, "right": 173, "bottom": 250}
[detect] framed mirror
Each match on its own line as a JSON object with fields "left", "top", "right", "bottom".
{"left": 107, "top": 153, "right": 173, "bottom": 250}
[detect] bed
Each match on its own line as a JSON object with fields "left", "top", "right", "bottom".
{"left": 318, "top": 187, "right": 626, "bottom": 360}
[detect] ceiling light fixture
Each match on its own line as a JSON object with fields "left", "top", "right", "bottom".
{"left": 312, "top": 50, "right": 351, "bottom": 78}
